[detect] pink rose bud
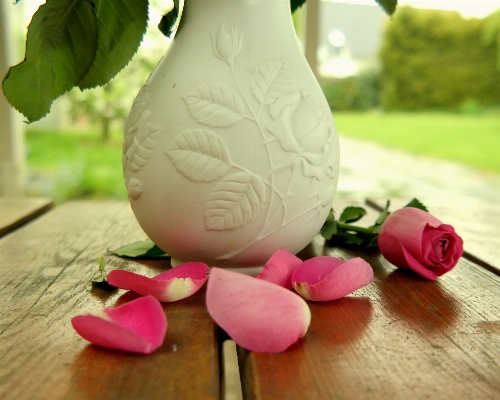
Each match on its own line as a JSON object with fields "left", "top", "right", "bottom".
{"left": 378, "top": 207, "right": 464, "bottom": 280}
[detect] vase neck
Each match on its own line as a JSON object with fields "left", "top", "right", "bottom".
{"left": 187, "top": 0, "right": 289, "bottom": 3}
{"left": 177, "top": 0, "right": 295, "bottom": 41}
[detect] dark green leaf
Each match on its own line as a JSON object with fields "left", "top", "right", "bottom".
{"left": 404, "top": 198, "right": 428, "bottom": 212}
{"left": 375, "top": 0, "right": 397, "bottom": 15}
{"left": 320, "top": 210, "right": 338, "bottom": 240}
{"left": 290, "top": 0, "right": 306, "bottom": 13}
{"left": 2, "top": 0, "right": 97, "bottom": 122}
{"left": 374, "top": 200, "right": 391, "bottom": 225}
{"left": 110, "top": 239, "right": 169, "bottom": 259}
{"left": 328, "top": 232, "right": 369, "bottom": 247}
{"left": 158, "top": 0, "right": 181, "bottom": 38}
{"left": 78, "top": 0, "right": 149, "bottom": 89}
{"left": 339, "top": 206, "right": 367, "bottom": 224}
{"left": 367, "top": 236, "right": 379, "bottom": 248}
{"left": 339, "top": 232, "right": 367, "bottom": 246}
{"left": 91, "top": 277, "right": 116, "bottom": 291}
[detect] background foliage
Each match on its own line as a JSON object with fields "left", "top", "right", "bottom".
{"left": 66, "top": 37, "right": 161, "bottom": 142}
{"left": 320, "top": 73, "right": 381, "bottom": 111}
{"left": 380, "top": 6, "right": 500, "bottom": 110}
{"left": 25, "top": 128, "right": 127, "bottom": 202}
{"left": 0, "top": 0, "right": 399, "bottom": 122}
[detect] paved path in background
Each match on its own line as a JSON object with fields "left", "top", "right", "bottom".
{"left": 336, "top": 135, "right": 500, "bottom": 201}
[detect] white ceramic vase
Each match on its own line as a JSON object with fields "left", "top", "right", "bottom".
{"left": 123, "top": 0, "right": 340, "bottom": 268}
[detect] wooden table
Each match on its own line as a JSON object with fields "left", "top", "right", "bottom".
{"left": 0, "top": 197, "right": 53, "bottom": 237}
{"left": 1, "top": 198, "right": 499, "bottom": 399}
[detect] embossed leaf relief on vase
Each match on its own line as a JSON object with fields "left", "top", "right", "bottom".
{"left": 162, "top": 23, "right": 337, "bottom": 260}
{"left": 122, "top": 86, "right": 161, "bottom": 200}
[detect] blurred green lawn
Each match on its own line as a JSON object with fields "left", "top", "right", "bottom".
{"left": 26, "top": 128, "right": 127, "bottom": 202}
{"left": 25, "top": 110, "right": 500, "bottom": 202}
{"left": 334, "top": 110, "right": 500, "bottom": 174}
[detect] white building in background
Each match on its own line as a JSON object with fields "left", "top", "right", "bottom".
{"left": 318, "top": 1, "right": 388, "bottom": 77}
{"left": 318, "top": 0, "right": 500, "bottom": 78}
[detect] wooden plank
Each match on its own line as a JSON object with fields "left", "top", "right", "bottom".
{"left": 0, "top": 201, "right": 219, "bottom": 400}
{"left": 0, "top": 197, "right": 54, "bottom": 237}
{"left": 238, "top": 200, "right": 500, "bottom": 400}
{"left": 367, "top": 196, "right": 500, "bottom": 274}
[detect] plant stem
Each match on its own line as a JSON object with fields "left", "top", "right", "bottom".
{"left": 336, "top": 222, "right": 378, "bottom": 235}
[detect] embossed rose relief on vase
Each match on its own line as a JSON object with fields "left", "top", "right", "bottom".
{"left": 123, "top": 12, "right": 339, "bottom": 267}
{"left": 123, "top": 85, "right": 161, "bottom": 201}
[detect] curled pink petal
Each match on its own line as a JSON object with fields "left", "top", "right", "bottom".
{"left": 107, "top": 262, "right": 209, "bottom": 302}
{"left": 292, "top": 256, "right": 374, "bottom": 301}
{"left": 207, "top": 267, "right": 311, "bottom": 353}
{"left": 256, "top": 249, "right": 303, "bottom": 289}
{"left": 71, "top": 295, "right": 167, "bottom": 354}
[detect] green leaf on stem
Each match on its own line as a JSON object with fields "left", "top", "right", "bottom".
{"left": 404, "top": 198, "right": 428, "bottom": 212}
{"left": 375, "top": 0, "right": 398, "bottom": 15}
{"left": 110, "top": 239, "right": 169, "bottom": 259}
{"left": 320, "top": 210, "right": 338, "bottom": 240}
{"left": 338, "top": 232, "right": 367, "bottom": 246}
{"left": 158, "top": 11, "right": 176, "bottom": 38}
{"left": 330, "top": 232, "right": 373, "bottom": 248}
{"left": 91, "top": 276, "right": 116, "bottom": 290}
{"left": 339, "top": 206, "right": 367, "bottom": 224}
{"left": 2, "top": 0, "right": 97, "bottom": 122}
{"left": 290, "top": 0, "right": 307, "bottom": 13}
{"left": 78, "top": 0, "right": 149, "bottom": 89}
{"left": 158, "top": 0, "right": 182, "bottom": 38}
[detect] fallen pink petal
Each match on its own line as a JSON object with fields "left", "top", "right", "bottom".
{"left": 71, "top": 295, "right": 167, "bottom": 354}
{"left": 107, "top": 262, "right": 209, "bottom": 302}
{"left": 256, "top": 249, "right": 303, "bottom": 289}
{"left": 292, "top": 256, "right": 374, "bottom": 301}
{"left": 206, "top": 267, "right": 311, "bottom": 353}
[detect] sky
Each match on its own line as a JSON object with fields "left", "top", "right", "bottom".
{"left": 330, "top": 0, "right": 500, "bottom": 17}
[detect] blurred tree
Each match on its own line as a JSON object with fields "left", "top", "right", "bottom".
{"left": 380, "top": 6, "right": 500, "bottom": 110}
{"left": 321, "top": 72, "right": 381, "bottom": 111}
{"left": 66, "top": 31, "right": 164, "bottom": 142}
{"left": 483, "top": 9, "right": 500, "bottom": 68}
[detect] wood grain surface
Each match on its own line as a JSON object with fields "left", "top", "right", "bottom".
{"left": 368, "top": 196, "right": 500, "bottom": 274}
{"left": 0, "top": 201, "right": 219, "bottom": 400}
{"left": 0, "top": 197, "right": 53, "bottom": 237}
{"left": 238, "top": 200, "right": 500, "bottom": 400}
{"left": 3, "top": 198, "right": 500, "bottom": 400}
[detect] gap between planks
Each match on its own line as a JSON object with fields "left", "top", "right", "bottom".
{"left": 222, "top": 340, "right": 244, "bottom": 400}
